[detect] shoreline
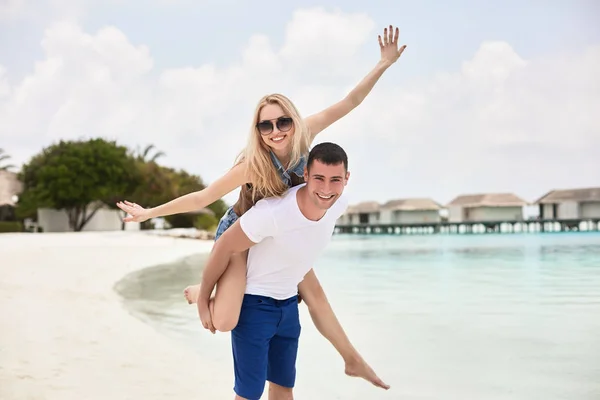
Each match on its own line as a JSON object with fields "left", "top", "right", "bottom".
{"left": 0, "top": 230, "right": 231, "bottom": 400}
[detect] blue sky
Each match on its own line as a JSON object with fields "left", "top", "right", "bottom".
{"left": 1, "top": 0, "right": 599, "bottom": 207}
{"left": 2, "top": 0, "right": 598, "bottom": 83}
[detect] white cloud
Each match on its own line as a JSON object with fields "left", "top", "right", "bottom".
{"left": 0, "top": 65, "right": 9, "bottom": 97}
{"left": 321, "top": 41, "right": 600, "bottom": 205}
{"left": 0, "top": 7, "right": 598, "bottom": 208}
{"left": 280, "top": 7, "right": 374, "bottom": 80}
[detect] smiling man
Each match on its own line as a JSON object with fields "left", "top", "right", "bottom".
{"left": 197, "top": 142, "right": 389, "bottom": 400}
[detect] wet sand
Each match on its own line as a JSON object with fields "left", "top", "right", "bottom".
{"left": 0, "top": 231, "right": 233, "bottom": 400}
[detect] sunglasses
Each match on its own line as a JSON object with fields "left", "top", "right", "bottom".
{"left": 256, "top": 116, "right": 293, "bottom": 136}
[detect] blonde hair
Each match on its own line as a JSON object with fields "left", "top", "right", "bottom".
{"left": 236, "top": 93, "right": 311, "bottom": 202}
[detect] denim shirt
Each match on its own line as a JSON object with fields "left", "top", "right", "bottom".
{"left": 269, "top": 151, "right": 306, "bottom": 185}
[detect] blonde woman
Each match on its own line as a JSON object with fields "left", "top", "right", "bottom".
{"left": 117, "top": 25, "right": 406, "bottom": 332}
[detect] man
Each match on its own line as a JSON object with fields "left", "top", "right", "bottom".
{"left": 197, "top": 142, "right": 389, "bottom": 400}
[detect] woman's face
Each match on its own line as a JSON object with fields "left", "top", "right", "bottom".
{"left": 256, "top": 103, "right": 295, "bottom": 152}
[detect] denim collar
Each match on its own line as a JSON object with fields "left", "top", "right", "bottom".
{"left": 269, "top": 151, "right": 306, "bottom": 185}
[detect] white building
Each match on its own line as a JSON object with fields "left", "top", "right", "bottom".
{"left": 379, "top": 198, "right": 442, "bottom": 224}
{"left": 535, "top": 187, "right": 600, "bottom": 219}
{"left": 447, "top": 193, "right": 527, "bottom": 223}
{"left": 337, "top": 201, "right": 380, "bottom": 226}
{"left": 37, "top": 201, "right": 140, "bottom": 232}
{"left": 0, "top": 170, "right": 22, "bottom": 221}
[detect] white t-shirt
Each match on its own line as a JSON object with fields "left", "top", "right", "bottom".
{"left": 239, "top": 183, "right": 348, "bottom": 300}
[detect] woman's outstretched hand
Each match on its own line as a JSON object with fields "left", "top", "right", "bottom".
{"left": 378, "top": 25, "right": 406, "bottom": 66}
{"left": 116, "top": 200, "right": 152, "bottom": 223}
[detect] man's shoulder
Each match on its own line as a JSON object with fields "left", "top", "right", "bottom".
{"left": 255, "top": 185, "right": 300, "bottom": 209}
{"left": 337, "top": 192, "right": 350, "bottom": 209}
{"left": 332, "top": 192, "right": 349, "bottom": 215}
{"left": 249, "top": 186, "right": 302, "bottom": 231}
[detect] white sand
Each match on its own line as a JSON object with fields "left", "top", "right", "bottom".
{"left": 0, "top": 231, "right": 232, "bottom": 400}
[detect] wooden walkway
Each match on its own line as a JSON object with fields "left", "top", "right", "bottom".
{"left": 335, "top": 218, "right": 600, "bottom": 235}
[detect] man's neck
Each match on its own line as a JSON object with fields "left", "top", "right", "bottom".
{"left": 296, "top": 186, "right": 327, "bottom": 221}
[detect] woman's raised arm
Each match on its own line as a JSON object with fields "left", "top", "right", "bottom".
{"left": 305, "top": 25, "right": 407, "bottom": 139}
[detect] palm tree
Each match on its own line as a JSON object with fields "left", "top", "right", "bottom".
{"left": 0, "top": 148, "right": 15, "bottom": 171}
{"left": 135, "top": 144, "right": 165, "bottom": 163}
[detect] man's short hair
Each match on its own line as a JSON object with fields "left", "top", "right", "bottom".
{"left": 307, "top": 142, "right": 348, "bottom": 171}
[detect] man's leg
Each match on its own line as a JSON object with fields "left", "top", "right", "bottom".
{"left": 266, "top": 296, "right": 301, "bottom": 400}
{"left": 231, "top": 294, "right": 279, "bottom": 400}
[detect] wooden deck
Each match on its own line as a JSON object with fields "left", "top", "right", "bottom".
{"left": 335, "top": 218, "right": 600, "bottom": 235}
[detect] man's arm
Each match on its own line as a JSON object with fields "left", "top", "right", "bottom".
{"left": 299, "top": 269, "right": 390, "bottom": 390}
{"left": 298, "top": 269, "right": 357, "bottom": 361}
{"left": 197, "top": 220, "right": 255, "bottom": 306}
{"left": 197, "top": 199, "right": 277, "bottom": 332}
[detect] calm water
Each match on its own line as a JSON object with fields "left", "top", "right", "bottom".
{"left": 114, "top": 233, "right": 600, "bottom": 400}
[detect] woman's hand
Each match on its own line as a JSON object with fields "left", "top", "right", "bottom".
{"left": 116, "top": 200, "right": 152, "bottom": 222}
{"left": 378, "top": 25, "right": 407, "bottom": 67}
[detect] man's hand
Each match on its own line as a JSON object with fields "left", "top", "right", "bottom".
{"left": 345, "top": 355, "right": 390, "bottom": 390}
{"left": 197, "top": 299, "right": 216, "bottom": 334}
{"left": 298, "top": 270, "right": 390, "bottom": 390}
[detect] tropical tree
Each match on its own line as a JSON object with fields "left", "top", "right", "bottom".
{"left": 0, "top": 148, "right": 15, "bottom": 171}
{"left": 134, "top": 144, "right": 165, "bottom": 163}
{"left": 17, "top": 138, "right": 142, "bottom": 231}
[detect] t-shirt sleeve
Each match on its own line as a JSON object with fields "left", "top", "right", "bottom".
{"left": 239, "top": 199, "right": 278, "bottom": 243}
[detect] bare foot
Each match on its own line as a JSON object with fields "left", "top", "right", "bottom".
{"left": 345, "top": 356, "right": 390, "bottom": 390}
{"left": 183, "top": 284, "right": 201, "bottom": 304}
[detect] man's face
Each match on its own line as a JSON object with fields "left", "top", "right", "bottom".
{"left": 303, "top": 160, "right": 350, "bottom": 210}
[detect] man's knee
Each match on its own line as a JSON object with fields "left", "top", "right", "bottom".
{"left": 268, "top": 382, "right": 293, "bottom": 399}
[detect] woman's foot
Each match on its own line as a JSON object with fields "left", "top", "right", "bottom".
{"left": 183, "top": 284, "right": 201, "bottom": 304}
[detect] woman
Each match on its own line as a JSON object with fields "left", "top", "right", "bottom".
{"left": 117, "top": 25, "right": 406, "bottom": 332}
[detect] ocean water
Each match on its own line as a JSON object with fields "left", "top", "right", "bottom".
{"left": 114, "top": 233, "right": 600, "bottom": 399}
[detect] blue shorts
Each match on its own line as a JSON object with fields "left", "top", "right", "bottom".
{"left": 215, "top": 206, "right": 238, "bottom": 241}
{"left": 231, "top": 294, "right": 301, "bottom": 400}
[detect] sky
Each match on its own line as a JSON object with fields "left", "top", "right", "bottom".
{"left": 1, "top": 0, "right": 599, "bottom": 209}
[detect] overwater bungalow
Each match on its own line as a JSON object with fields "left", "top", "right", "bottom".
{"left": 337, "top": 201, "right": 380, "bottom": 226}
{"left": 446, "top": 193, "right": 527, "bottom": 223}
{"left": 379, "top": 198, "right": 442, "bottom": 224}
{"left": 535, "top": 187, "right": 600, "bottom": 219}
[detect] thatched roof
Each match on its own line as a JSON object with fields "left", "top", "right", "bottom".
{"left": 535, "top": 187, "right": 600, "bottom": 204}
{"left": 345, "top": 201, "right": 381, "bottom": 214}
{"left": 0, "top": 170, "right": 22, "bottom": 206}
{"left": 382, "top": 198, "right": 442, "bottom": 211}
{"left": 447, "top": 193, "right": 527, "bottom": 208}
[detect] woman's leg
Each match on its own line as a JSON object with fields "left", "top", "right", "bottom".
{"left": 184, "top": 250, "right": 248, "bottom": 332}
{"left": 211, "top": 251, "right": 247, "bottom": 332}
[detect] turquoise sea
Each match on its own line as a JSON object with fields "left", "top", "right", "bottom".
{"left": 115, "top": 233, "right": 600, "bottom": 399}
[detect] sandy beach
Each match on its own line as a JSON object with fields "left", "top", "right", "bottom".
{"left": 0, "top": 231, "right": 224, "bottom": 400}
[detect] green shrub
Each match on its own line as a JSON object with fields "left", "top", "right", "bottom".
{"left": 0, "top": 221, "right": 23, "bottom": 233}
{"left": 194, "top": 214, "right": 218, "bottom": 232}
